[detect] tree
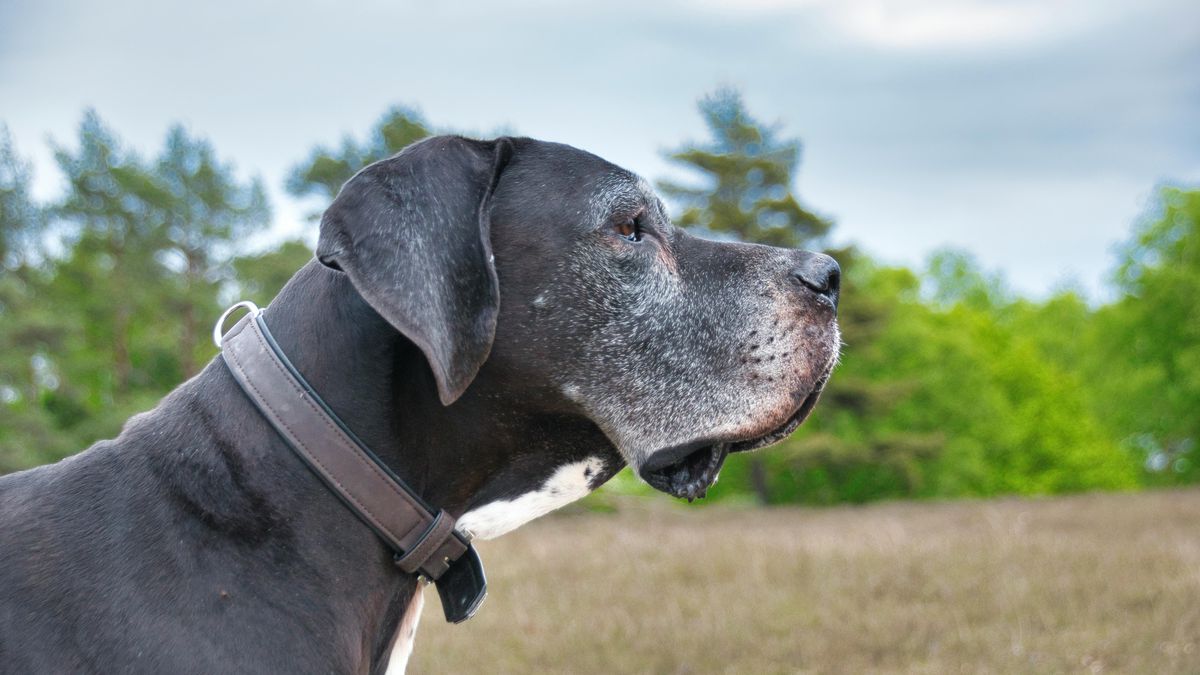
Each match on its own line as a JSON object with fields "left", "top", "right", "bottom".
{"left": 924, "top": 248, "right": 1011, "bottom": 311}
{"left": 50, "top": 110, "right": 174, "bottom": 396}
{"left": 0, "top": 126, "right": 69, "bottom": 472}
{"left": 0, "top": 125, "right": 44, "bottom": 269}
{"left": 1, "top": 112, "right": 279, "bottom": 474}
{"left": 658, "top": 87, "right": 830, "bottom": 248}
{"left": 1091, "top": 185, "right": 1200, "bottom": 482}
{"left": 156, "top": 125, "right": 270, "bottom": 375}
{"left": 286, "top": 105, "right": 432, "bottom": 209}
{"left": 0, "top": 125, "right": 41, "bottom": 393}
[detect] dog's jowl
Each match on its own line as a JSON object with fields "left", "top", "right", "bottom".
{"left": 0, "top": 135, "right": 840, "bottom": 674}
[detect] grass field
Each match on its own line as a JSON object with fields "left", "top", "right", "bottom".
{"left": 410, "top": 489, "right": 1200, "bottom": 674}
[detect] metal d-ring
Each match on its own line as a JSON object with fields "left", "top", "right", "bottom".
{"left": 212, "top": 300, "right": 261, "bottom": 349}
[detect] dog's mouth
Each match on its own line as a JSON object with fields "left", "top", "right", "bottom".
{"left": 638, "top": 379, "right": 828, "bottom": 501}
{"left": 640, "top": 441, "right": 730, "bottom": 502}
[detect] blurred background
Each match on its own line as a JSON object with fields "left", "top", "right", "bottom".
{"left": 1, "top": 0, "right": 1198, "bottom": 671}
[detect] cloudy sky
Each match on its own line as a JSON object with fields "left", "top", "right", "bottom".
{"left": 2, "top": 0, "right": 1197, "bottom": 298}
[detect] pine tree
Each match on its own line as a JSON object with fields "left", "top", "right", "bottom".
{"left": 156, "top": 125, "right": 270, "bottom": 375}
{"left": 0, "top": 126, "right": 68, "bottom": 472}
{"left": 50, "top": 110, "right": 170, "bottom": 396}
{"left": 4, "top": 112, "right": 280, "bottom": 472}
{"left": 658, "top": 87, "right": 830, "bottom": 248}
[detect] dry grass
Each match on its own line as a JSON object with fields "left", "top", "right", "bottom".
{"left": 410, "top": 490, "right": 1200, "bottom": 674}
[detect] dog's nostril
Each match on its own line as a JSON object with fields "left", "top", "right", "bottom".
{"left": 791, "top": 253, "right": 841, "bottom": 307}
{"left": 825, "top": 267, "right": 841, "bottom": 295}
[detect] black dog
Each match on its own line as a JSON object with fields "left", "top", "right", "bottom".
{"left": 0, "top": 136, "right": 840, "bottom": 673}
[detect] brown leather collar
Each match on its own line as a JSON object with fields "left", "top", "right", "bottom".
{"left": 214, "top": 302, "right": 487, "bottom": 623}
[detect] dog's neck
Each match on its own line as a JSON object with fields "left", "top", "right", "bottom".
{"left": 254, "top": 260, "right": 452, "bottom": 504}
{"left": 152, "top": 260, "right": 614, "bottom": 672}
{"left": 258, "top": 260, "right": 614, "bottom": 512}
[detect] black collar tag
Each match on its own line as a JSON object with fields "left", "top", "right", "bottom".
{"left": 434, "top": 546, "right": 488, "bottom": 623}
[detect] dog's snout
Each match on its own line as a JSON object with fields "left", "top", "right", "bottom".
{"left": 791, "top": 253, "right": 840, "bottom": 308}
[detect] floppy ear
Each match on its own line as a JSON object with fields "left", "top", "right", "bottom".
{"left": 317, "top": 135, "right": 515, "bottom": 405}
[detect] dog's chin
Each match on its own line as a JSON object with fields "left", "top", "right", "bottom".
{"left": 638, "top": 378, "right": 830, "bottom": 501}
{"left": 727, "top": 378, "right": 827, "bottom": 455}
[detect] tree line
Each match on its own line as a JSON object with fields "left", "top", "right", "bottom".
{"left": 1, "top": 89, "right": 1196, "bottom": 505}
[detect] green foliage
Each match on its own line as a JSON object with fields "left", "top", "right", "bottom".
{"left": 658, "top": 87, "right": 830, "bottom": 248}
{"left": 925, "top": 248, "right": 1011, "bottom": 310}
{"left": 0, "top": 126, "right": 44, "bottom": 268}
{"left": 157, "top": 125, "right": 271, "bottom": 374}
{"left": 0, "top": 126, "right": 60, "bottom": 472}
{"left": 1088, "top": 186, "right": 1200, "bottom": 482}
{"left": 0, "top": 112, "right": 272, "bottom": 471}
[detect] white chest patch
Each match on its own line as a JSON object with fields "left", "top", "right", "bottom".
{"left": 384, "top": 589, "right": 424, "bottom": 675}
{"left": 383, "top": 457, "right": 604, "bottom": 673}
{"left": 455, "top": 456, "right": 605, "bottom": 541}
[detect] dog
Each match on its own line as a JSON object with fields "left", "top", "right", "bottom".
{"left": 0, "top": 135, "right": 841, "bottom": 673}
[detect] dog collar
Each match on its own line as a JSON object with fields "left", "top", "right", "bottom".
{"left": 213, "top": 301, "right": 487, "bottom": 624}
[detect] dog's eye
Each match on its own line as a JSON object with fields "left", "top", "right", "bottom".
{"left": 615, "top": 217, "right": 642, "bottom": 242}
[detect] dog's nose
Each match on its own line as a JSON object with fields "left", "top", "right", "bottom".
{"left": 791, "top": 253, "right": 840, "bottom": 309}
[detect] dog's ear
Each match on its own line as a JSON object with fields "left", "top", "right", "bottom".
{"left": 317, "top": 136, "right": 515, "bottom": 405}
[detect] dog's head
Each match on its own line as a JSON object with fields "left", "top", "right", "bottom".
{"left": 317, "top": 136, "right": 840, "bottom": 499}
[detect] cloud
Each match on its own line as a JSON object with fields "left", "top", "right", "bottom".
{"left": 835, "top": 1, "right": 1065, "bottom": 49}
{"left": 691, "top": 0, "right": 1135, "bottom": 51}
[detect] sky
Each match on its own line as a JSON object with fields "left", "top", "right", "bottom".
{"left": 2, "top": 0, "right": 1197, "bottom": 299}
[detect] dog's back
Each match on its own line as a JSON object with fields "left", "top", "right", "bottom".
{"left": 0, "top": 440, "right": 142, "bottom": 671}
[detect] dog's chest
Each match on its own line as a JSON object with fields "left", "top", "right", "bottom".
{"left": 455, "top": 456, "right": 605, "bottom": 540}
{"left": 384, "top": 457, "right": 606, "bottom": 672}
